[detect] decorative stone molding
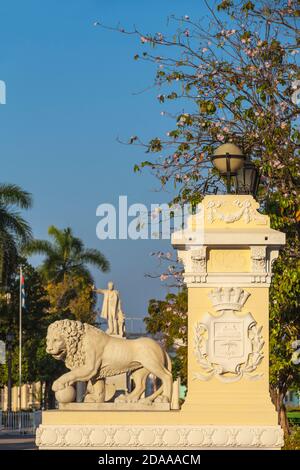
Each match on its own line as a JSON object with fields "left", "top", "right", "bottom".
{"left": 188, "top": 274, "right": 208, "bottom": 284}
{"left": 208, "top": 287, "right": 250, "bottom": 312}
{"left": 183, "top": 272, "right": 272, "bottom": 287}
{"left": 191, "top": 247, "right": 207, "bottom": 273}
{"left": 59, "top": 402, "right": 170, "bottom": 411}
{"left": 178, "top": 243, "right": 280, "bottom": 288}
{"left": 206, "top": 200, "right": 268, "bottom": 225}
{"left": 251, "top": 246, "right": 267, "bottom": 273}
{"left": 36, "top": 424, "right": 283, "bottom": 449}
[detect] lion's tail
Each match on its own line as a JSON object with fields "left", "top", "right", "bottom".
{"left": 165, "top": 352, "right": 172, "bottom": 373}
{"left": 146, "top": 351, "right": 173, "bottom": 403}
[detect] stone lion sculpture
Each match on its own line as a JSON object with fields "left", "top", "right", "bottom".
{"left": 46, "top": 319, "right": 173, "bottom": 405}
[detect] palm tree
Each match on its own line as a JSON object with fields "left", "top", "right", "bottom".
{"left": 0, "top": 183, "right": 33, "bottom": 285}
{"left": 23, "top": 225, "right": 109, "bottom": 283}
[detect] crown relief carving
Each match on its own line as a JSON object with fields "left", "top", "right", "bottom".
{"left": 209, "top": 287, "right": 250, "bottom": 312}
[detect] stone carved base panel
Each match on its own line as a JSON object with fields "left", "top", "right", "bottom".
{"left": 36, "top": 424, "right": 283, "bottom": 450}
{"left": 59, "top": 402, "right": 170, "bottom": 411}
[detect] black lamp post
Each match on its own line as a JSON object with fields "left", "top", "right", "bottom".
{"left": 211, "top": 143, "right": 260, "bottom": 198}
{"left": 6, "top": 330, "right": 14, "bottom": 412}
{"left": 235, "top": 159, "right": 260, "bottom": 198}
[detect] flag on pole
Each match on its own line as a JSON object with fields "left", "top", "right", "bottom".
{"left": 21, "top": 272, "right": 25, "bottom": 308}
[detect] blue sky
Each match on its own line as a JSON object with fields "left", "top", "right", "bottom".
{"left": 0, "top": 0, "right": 207, "bottom": 318}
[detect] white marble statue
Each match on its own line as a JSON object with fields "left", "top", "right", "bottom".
{"left": 93, "top": 281, "right": 125, "bottom": 337}
{"left": 46, "top": 320, "right": 173, "bottom": 406}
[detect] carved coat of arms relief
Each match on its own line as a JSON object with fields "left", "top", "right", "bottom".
{"left": 193, "top": 288, "right": 264, "bottom": 383}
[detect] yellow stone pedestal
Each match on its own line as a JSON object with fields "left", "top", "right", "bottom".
{"left": 36, "top": 196, "right": 285, "bottom": 450}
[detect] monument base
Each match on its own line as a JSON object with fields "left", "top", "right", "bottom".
{"left": 36, "top": 411, "right": 283, "bottom": 450}
{"left": 59, "top": 402, "right": 170, "bottom": 411}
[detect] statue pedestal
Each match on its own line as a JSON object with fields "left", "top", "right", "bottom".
{"left": 36, "top": 410, "right": 283, "bottom": 449}
{"left": 36, "top": 195, "right": 285, "bottom": 450}
{"left": 59, "top": 402, "right": 170, "bottom": 411}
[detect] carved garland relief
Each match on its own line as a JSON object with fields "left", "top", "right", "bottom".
{"left": 206, "top": 200, "right": 267, "bottom": 225}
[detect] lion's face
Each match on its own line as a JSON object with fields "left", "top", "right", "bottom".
{"left": 46, "top": 320, "right": 86, "bottom": 369}
{"left": 46, "top": 330, "right": 67, "bottom": 361}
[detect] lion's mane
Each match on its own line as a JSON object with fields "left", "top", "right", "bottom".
{"left": 47, "top": 319, "right": 86, "bottom": 369}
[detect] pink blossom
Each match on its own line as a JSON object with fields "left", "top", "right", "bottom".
{"left": 184, "top": 29, "right": 190, "bottom": 37}
{"left": 217, "top": 134, "right": 225, "bottom": 141}
{"left": 140, "top": 36, "right": 148, "bottom": 44}
{"left": 273, "top": 160, "right": 284, "bottom": 169}
{"left": 160, "top": 274, "right": 169, "bottom": 281}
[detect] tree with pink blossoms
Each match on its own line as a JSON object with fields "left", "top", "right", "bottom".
{"left": 97, "top": 0, "right": 300, "bottom": 436}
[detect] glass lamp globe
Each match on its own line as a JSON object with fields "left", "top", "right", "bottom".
{"left": 211, "top": 143, "right": 245, "bottom": 174}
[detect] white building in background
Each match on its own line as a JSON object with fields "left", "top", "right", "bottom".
{"left": 284, "top": 391, "right": 300, "bottom": 408}
{"left": 0, "top": 382, "right": 42, "bottom": 411}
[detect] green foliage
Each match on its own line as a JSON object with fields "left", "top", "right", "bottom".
{"left": 283, "top": 426, "right": 300, "bottom": 450}
{"left": 47, "top": 274, "right": 97, "bottom": 324}
{"left": 0, "top": 261, "right": 65, "bottom": 388}
{"left": 23, "top": 225, "right": 109, "bottom": 283}
{"left": 217, "top": 0, "right": 233, "bottom": 11}
{"left": 145, "top": 289, "right": 188, "bottom": 384}
{"left": 0, "top": 184, "right": 32, "bottom": 285}
{"left": 123, "top": 2, "right": 299, "bottom": 208}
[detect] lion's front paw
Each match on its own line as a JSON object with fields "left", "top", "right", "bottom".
{"left": 115, "top": 394, "right": 127, "bottom": 403}
{"left": 52, "top": 380, "right": 65, "bottom": 392}
{"left": 84, "top": 394, "right": 96, "bottom": 403}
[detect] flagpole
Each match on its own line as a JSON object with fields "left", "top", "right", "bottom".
{"left": 18, "top": 266, "right": 22, "bottom": 423}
